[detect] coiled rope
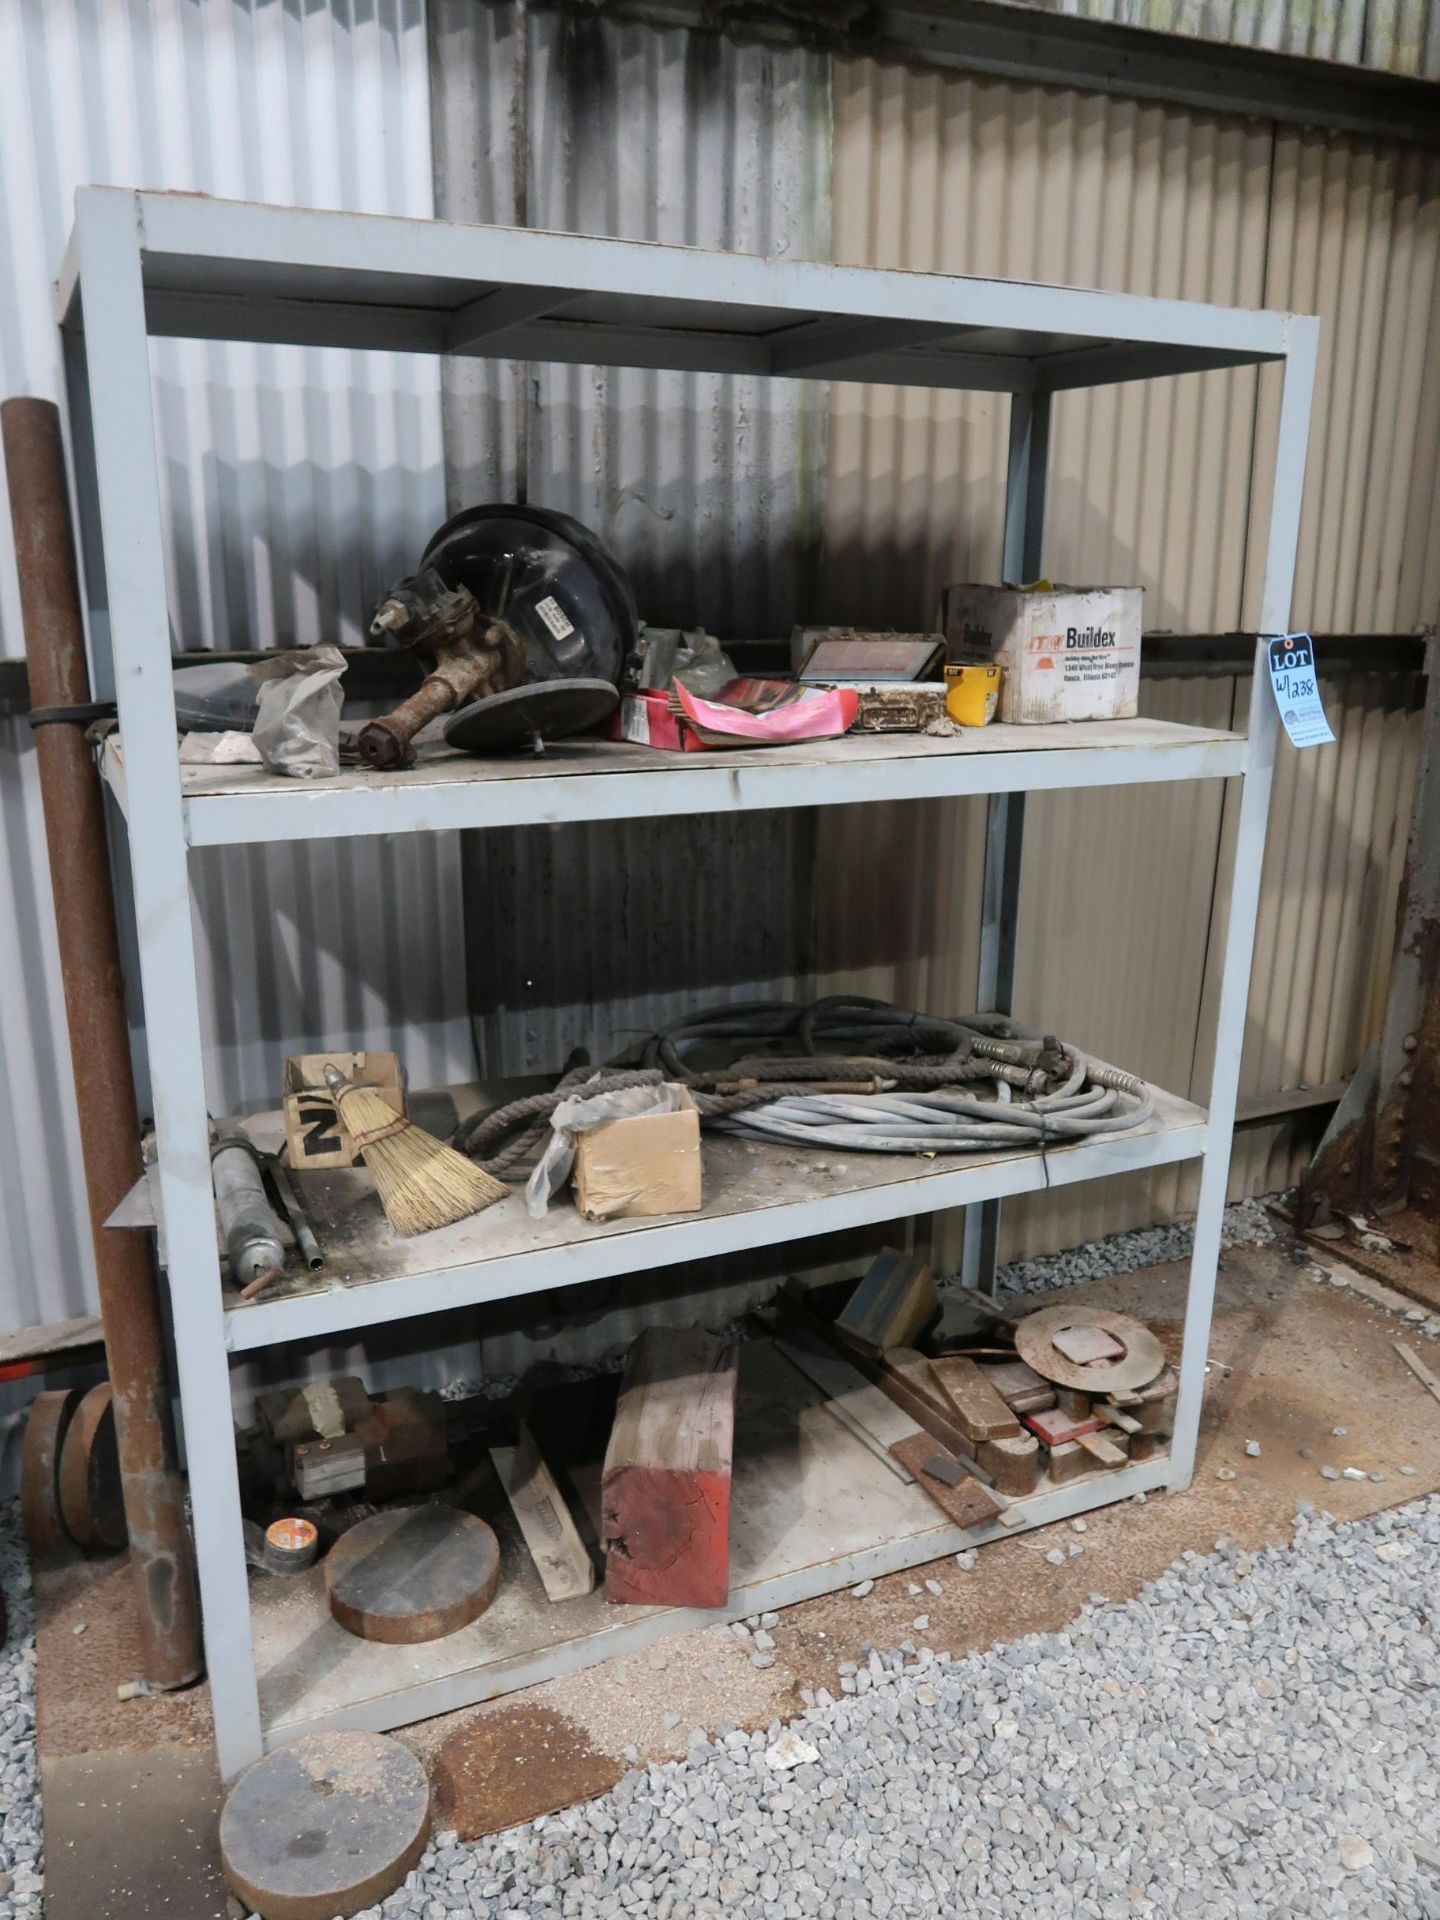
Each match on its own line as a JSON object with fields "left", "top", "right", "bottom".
{"left": 455, "top": 996, "right": 1152, "bottom": 1177}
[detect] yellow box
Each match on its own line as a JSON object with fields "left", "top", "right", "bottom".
{"left": 944, "top": 662, "right": 1002, "bottom": 727}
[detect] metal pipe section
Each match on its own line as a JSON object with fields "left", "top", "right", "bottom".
{"left": 2, "top": 396, "right": 202, "bottom": 1689}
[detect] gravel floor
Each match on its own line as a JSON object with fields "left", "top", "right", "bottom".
{"left": 0, "top": 1500, "right": 42, "bottom": 1913}
{"left": 993, "top": 1194, "right": 1279, "bottom": 1297}
{"left": 357, "top": 1495, "right": 1440, "bottom": 1920}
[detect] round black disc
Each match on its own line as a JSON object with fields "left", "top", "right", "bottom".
{"left": 444, "top": 679, "right": 619, "bottom": 754}
{"left": 420, "top": 503, "right": 637, "bottom": 688}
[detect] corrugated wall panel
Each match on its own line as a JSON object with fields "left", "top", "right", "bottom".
{"left": 1243, "top": 133, "right": 1440, "bottom": 633}
{"left": 431, "top": 2, "right": 832, "bottom": 1079}
{"left": 996, "top": 0, "right": 1440, "bottom": 75}
{"left": 823, "top": 65, "right": 1269, "bottom": 634}
{"left": 0, "top": 0, "right": 456, "bottom": 1338}
{"left": 825, "top": 55, "right": 1439, "bottom": 1262}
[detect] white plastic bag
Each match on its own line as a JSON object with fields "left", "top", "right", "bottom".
{"left": 250, "top": 646, "right": 346, "bottom": 778}
{"left": 526, "top": 1081, "right": 683, "bottom": 1218}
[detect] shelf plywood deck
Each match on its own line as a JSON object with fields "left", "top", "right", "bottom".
{"left": 253, "top": 1339, "right": 1169, "bottom": 1745}
{"left": 219, "top": 1078, "right": 1206, "bottom": 1351}
{"left": 100, "top": 717, "right": 1247, "bottom": 847}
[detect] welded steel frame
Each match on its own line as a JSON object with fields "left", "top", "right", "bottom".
{"left": 59, "top": 188, "right": 1317, "bottom": 1778}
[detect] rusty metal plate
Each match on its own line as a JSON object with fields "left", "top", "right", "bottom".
{"left": 57, "top": 1382, "right": 127, "bottom": 1552}
{"left": 1014, "top": 1305, "right": 1165, "bottom": 1394}
{"left": 21, "top": 1387, "right": 82, "bottom": 1560}
{"left": 888, "top": 1434, "right": 1001, "bottom": 1527}
{"left": 220, "top": 1730, "right": 430, "bottom": 1920}
{"left": 325, "top": 1505, "right": 500, "bottom": 1644}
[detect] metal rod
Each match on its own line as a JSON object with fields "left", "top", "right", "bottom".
{"left": 1, "top": 395, "right": 201, "bottom": 1690}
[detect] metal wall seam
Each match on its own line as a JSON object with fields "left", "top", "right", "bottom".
{"left": 0, "top": 0, "right": 453, "bottom": 1351}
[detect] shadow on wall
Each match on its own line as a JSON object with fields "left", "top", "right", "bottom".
{"left": 153, "top": 380, "right": 446, "bottom": 651}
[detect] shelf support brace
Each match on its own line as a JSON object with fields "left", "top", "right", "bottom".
{"left": 1169, "top": 319, "right": 1319, "bottom": 1490}
{"left": 961, "top": 388, "right": 1051, "bottom": 1299}
{"left": 68, "top": 190, "right": 264, "bottom": 1777}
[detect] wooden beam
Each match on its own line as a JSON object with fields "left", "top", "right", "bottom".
{"left": 601, "top": 1328, "right": 738, "bottom": 1609}
{"left": 490, "top": 1421, "right": 595, "bottom": 1603}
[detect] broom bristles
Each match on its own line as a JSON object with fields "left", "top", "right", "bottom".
{"left": 335, "top": 1081, "right": 507, "bottom": 1236}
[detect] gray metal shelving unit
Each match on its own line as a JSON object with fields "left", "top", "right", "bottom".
{"left": 59, "top": 187, "right": 1317, "bottom": 1779}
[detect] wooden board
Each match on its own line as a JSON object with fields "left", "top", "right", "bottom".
{"left": 57, "top": 1382, "right": 126, "bottom": 1551}
{"left": 220, "top": 1730, "right": 430, "bottom": 1920}
{"left": 325, "top": 1506, "right": 501, "bottom": 1643}
{"left": 889, "top": 1435, "right": 1002, "bottom": 1528}
{"left": 928, "top": 1355, "right": 1022, "bottom": 1443}
{"left": 836, "top": 1249, "right": 936, "bottom": 1357}
{"left": 1077, "top": 1430, "right": 1129, "bottom": 1467}
{"left": 490, "top": 1422, "right": 595, "bottom": 1603}
{"left": 771, "top": 1332, "right": 921, "bottom": 1482}
{"left": 601, "top": 1328, "right": 738, "bottom": 1609}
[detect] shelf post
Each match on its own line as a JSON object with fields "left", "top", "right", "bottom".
{"left": 67, "top": 190, "right": 263, "bottom": 1775}
{"left": 1169, "top": 318, "right": 1319, "bottom": 1489}
{"left": 962, "top": 388, "right": 1051, "bottom": 1297}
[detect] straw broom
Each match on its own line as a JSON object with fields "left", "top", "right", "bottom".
{"left": 324, "top": 1066, "right": 507, "bottom": 1236}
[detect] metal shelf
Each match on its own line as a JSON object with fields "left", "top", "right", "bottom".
{"left": 217, "top": 1078, "right": 1207, "bottom": 1352}
{"left": 253, "top": 1338, "right": 1169, "bottom": 1749}
{"left": 59, "top": 185, "right": 1319, "bottom": 1779}
{"left": 100, "top": 718, "right": 1248, "bottom": 847}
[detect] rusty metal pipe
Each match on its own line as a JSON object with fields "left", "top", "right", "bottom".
{"left": 2, "top": 397, "right": 202, "bottom": 1690}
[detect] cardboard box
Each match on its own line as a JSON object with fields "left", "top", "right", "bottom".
{"left": 574, "top": 1086, "right": 702, "bottom": 1221}
{"left": 608, "top": 688, "right": 686, "bottom": 751}
{"left": 283, "top": 1051, "right": 405, "bottom": 1171}
{"left": 940, "top": 583, "right": 1143, "bottom": 724}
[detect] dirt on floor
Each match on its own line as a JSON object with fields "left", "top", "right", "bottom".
{"left": 32, "top": 1237, "right": 1440, "bottom": 1904}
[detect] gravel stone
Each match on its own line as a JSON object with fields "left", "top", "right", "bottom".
{"left": 1216, "top": 1468, "right": 1236, "bottom": 1481}
{"left": 1321, "top": 1466, "right": 1340, "bottom": 1480}
{"left": 849, "top": 1579, "right": 873, "bottom": 1598}
{"left": 1245, "top": 1440, "right": 1262, "bottom": 1457}
{"left": 328, "top": 1494, "right": 1440, "bottom": 1920}
{"left": 924, "top": 1579, "right": 943, "bottom": 1598}
{"left": 0, "top": 1504, "right": 40, "bottom": 1917}
{"left": 1046, "top": 1548, "right": 1066, "bottom": 1564}
{"left": 986, "top": 1195, "right": 1277, "bottom": 1298}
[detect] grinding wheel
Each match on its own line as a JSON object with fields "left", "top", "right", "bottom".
{"left": 220, "top": 1730, "right": 431, "bottom": 1920}
{"left": 325, "top": 1505, "right": 500, "bottom": 1644}
{"left": 58, "top": 1381, "right": 127, "bottom": 1551}
{"left": 21, "top": 1387, "right": 83, "bottom": 1560}
{"left": 443, "top": 678, "right": 618, "bottom": 755}
{"left": 1014, "top": 1305, "right": 1165, "bottom": 1395}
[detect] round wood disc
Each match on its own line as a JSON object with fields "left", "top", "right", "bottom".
{"left": 58, "top": 1382, "right": 127, "bottom": 1551}
{"left": 220, "top": 1730, "right": 431, "bottom": 1920}
{"left": 1014, "top": 1304, "right": 1166, "bottom": 1394}
{"left": 325, "top": 1505, "right": 500, "bottom": 1644}
{"left": 21, "top": 1387, "right": 83, "bottom": 1560}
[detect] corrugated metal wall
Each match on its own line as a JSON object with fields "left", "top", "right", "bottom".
{"left": 430, "top": 1, "right": 832, "bottom": 1079}
{"left": 2, "top": 1, "right": 1437, "bottom": 1353}
{"left": 1001, "top": 0, "right": 1440, "bottom": 77}
{"left": 821, "top": 59, "right": 1439, "bottom": 1259}
{"left": 0, "top": 0, "right": 460, "bottom": 1336}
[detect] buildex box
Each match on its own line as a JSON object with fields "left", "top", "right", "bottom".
{"left": 940, "top": 583, "right": 1143, "bottom": 724}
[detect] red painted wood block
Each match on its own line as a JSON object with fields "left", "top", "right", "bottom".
{"left": 602, "top": 1328, "right": 738, "bottom": 1610}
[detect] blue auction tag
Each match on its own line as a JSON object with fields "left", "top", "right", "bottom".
{"left": 1266, "top": 633, "right": 1334, "bottom": 749}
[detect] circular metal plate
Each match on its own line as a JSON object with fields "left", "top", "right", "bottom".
{"left": 21, "top": 1387, "right": 83, "bottom": 1560}
{"left": 220, "top": 1730, "right": 431, "bottom": 1920}
{"left": 325, "top": 1505, "right": 500, "bottom": 1644}
{"left": 58, "top": 1382, "right": 127, "bottom": 1551}
{"left": 444, "top": 678, "right": 618, "bottom": 755}
{"left": 1013, "top": 1304, "right": 1166, "bottom": 1394}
